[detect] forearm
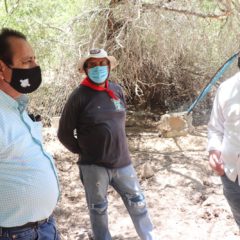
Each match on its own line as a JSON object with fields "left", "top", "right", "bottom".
{"left": 57, "top": 129, "right": 80, "bottom": 154}
{"left": 57, "top": 90, "right": 81, "bottom": 154}
{"left": 207, "top": 128, "right": 223, "bottom": 152}
{"left": 207, "top": 89, "right": 224, "bottom": 152}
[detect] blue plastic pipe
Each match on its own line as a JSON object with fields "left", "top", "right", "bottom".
{"left": 187, "top": 51, "right": 240, "bottom": 115}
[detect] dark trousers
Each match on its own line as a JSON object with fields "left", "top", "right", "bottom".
{"left": 221, "top": 174, "right": 240, "bottom": 228}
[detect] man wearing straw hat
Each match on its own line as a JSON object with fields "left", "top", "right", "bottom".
{"left": 58, "top": 49, "right": 155, "bottom": 240}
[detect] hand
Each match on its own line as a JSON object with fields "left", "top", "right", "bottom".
{"left": 209, "top": 150, "right": 224, "bottom": 176}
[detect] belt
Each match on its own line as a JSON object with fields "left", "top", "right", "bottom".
{"left": 0, "top": 217, "right": 50, "bottom": 234}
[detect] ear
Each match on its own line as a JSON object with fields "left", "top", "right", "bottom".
{"left": 83, "top": 68, "right": 89, "bottom": 76}
{"left": 107, "top": 60, "right": 111, "bottom": 71}
{"left": 0, "top": 60, "right": 6, "bottom": 81}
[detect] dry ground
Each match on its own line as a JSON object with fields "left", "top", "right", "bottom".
{"left": 42, "top": 124, "right": 239, "bottom": 240}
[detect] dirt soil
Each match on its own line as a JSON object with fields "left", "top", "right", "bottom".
{"left": 42, "top": 124, "right": 239, "bottom": 240}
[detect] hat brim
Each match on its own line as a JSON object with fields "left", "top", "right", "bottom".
{"left": 78, "top": 56, "right": 118, "bottom": 73}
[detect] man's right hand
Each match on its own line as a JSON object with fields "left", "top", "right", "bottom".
{"left": 209, "top": 150, "right": 224, "bottom": 176}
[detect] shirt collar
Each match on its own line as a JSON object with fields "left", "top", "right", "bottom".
{"left": 0, "top": 90, "right": 28, "bottom": 112}
{"left": 16, "top": 94, "right": 29, "bottom": 112}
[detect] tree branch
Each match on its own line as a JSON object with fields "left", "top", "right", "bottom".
{"left": 4, "top": 0, "right": 8, "bottom": 14}
{"left": 9, "top": 0, "right": 21, "bottom": 14}
{"left": 142, "top": 3, "right": 232, "bottom": 19}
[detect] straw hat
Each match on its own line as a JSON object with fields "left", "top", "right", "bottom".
{"left": 78, "top": 49, "right": 118, "bottom": 73}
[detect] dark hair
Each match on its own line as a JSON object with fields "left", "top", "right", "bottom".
{"left": 0, "top": 28, "right": 27, "bottom": 65}
{"left": 83, "top": 61, "right": 88, "bottom": 72}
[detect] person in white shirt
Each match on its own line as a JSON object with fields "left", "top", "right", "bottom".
{"left": 208, "top": 71, "right": 240, "bottom": 228}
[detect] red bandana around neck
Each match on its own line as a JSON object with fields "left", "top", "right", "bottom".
{"left": 80, "top": 77, "right": 119, "bottom": 100}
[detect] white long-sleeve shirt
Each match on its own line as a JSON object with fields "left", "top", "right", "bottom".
{"left": 208, "top": 72, "right": 240, "bottom": 184}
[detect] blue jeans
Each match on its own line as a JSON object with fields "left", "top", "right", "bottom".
{"left": 221, "top": 174, "right": 240, "bottom": 228}
{"left": 79, "top": 164, "right": 155, "bottom": 240}
{"left": 0, "top": 217, "right": 60, "bottom": 240}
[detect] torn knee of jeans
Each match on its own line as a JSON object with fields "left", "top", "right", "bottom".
{"left": 90, "top": 201, "right": 108, "bottom": 215}
{"left": 127, "top": 193, "right": 146, "bottom": 208}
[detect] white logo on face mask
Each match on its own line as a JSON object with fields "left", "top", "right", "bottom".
{"left": 20, "top": 79, "right": 31, "bottom": 88}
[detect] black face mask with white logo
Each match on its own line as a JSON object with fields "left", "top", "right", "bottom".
{"left": 5, "top": 66, "right": 42, "bottom": 94}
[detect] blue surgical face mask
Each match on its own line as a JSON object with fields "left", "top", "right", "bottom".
{"left": 88, "top": 66, "right": 109, "bottom": 84}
